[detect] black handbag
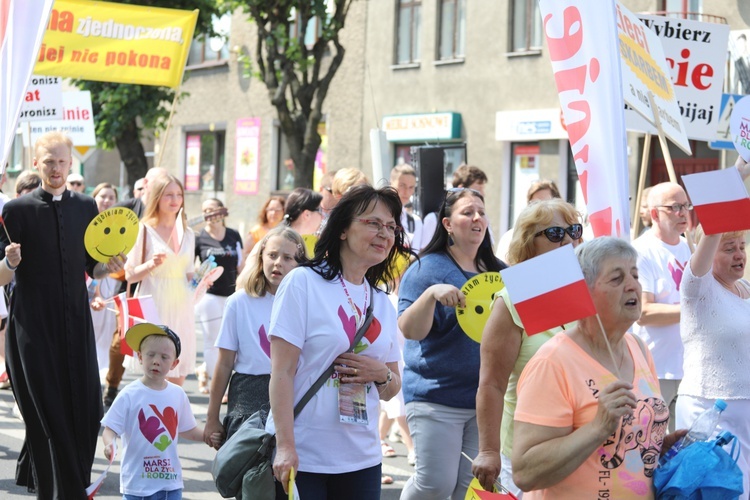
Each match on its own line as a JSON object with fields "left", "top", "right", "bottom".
{"left": 212, "top": 290, "right": 375, "bottom": 498}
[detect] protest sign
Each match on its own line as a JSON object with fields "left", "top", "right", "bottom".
{"left": 538, "top": 0, "right": 631, "bottom": 237}
{"left": 617, "top": 2, "right": 691, "bottom": 154}
{"left": 638, "top": 15, "right": 729, "bottom": 142}
{"left": 18, "top": 75, "right": 64, "bottom": 122}
{"left": 34, "top": 0, "right": 197, "bottom": 88}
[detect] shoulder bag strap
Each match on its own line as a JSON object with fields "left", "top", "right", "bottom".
{"left": 293, "top": 285, "right": 375, "bottom": 418}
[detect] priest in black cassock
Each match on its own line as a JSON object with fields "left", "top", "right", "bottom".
{"left": 0, "top": 132, "right": 126, "bottom": 499}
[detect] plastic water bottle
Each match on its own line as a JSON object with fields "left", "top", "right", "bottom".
{"left": 660, "top": 399, "right": 727, "bottom": 465}
{"left": 680, "top": 399, "right": 727, "bottom": 448}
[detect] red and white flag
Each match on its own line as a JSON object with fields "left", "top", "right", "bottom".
{"left": 538, "top": 0, "right": 630, "bottom": 238}
{"left": 500, "top": 245, "right": 596, "bottom": 335}
{"left": 0, "top": 0, "right": 55, "bottom": 172}
{"left": 682, "top": 167, "right": 750, "bottom": 235}
{"left": 112, "top": 293, "right": 161, "bottom": 356}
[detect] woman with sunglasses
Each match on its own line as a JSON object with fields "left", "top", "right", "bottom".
{"left": 398, "top": 187, "right": 506, "bottom": 500}
{"left": 269, "top": 185, "right": 410, "bottom": 499}
{"left": 473, "top": 199, "right": 582, "bottom": 496}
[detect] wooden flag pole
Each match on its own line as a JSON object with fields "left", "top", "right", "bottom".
{"left": 155, "top": 87, "right": 181, "bottom": 170}
{"left": 647, "top": 92, "right": 695, "bottom": 252}
{"left": 595, "top": 313, "right": 622, "bottom": 381}
{"left": 632, "top": 134, "right": 652, "bottom": 240}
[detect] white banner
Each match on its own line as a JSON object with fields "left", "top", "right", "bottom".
{"left": 29, "top": 90, "right": 97, "bottom": 147}
{"left": 18, "top": 74, "right": 64, "bottom": 122}
{"left": 638, "top": 15, "right": 729, "bottom": 142}
{"left": 617, "top": 2, "right": 691, "bottom": 154}
{"left": 538, "top": 0, "right": 631, "bottom": 238}
{"left": 0, "top": 0, "right": 55, "bottom": 172}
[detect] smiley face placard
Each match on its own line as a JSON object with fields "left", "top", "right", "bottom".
{"left": 84, "top": 208, "right": 140, "bottom": 263}
{"left": 456, "top": 272, "right": 505, "bottom": 343}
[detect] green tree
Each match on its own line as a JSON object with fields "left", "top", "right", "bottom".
{"left": 75, "top": 0, "right": 223, "bottom": 184}
{"left": 234, "top": 0, "right": 354, "bottom": 188}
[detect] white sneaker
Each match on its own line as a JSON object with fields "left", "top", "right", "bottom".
{"left": 408, "top": 451, "right": 416, "bottom": 466}
{"left": 12, "top": 403, "right": 22, "bottom": 421}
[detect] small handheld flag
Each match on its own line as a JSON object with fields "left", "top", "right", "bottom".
{"left": 500, "top": 245, "right": 596, "bottom": 336}
{"left": 682, "top": 166, "right": 750, "bottom": 235}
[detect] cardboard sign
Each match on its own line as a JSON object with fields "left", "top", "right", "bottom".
{"left": 28, "top": 90, "right": 96, "bottom": 146}
{"left": 617, "top": 3, "right": 691, "bottom": 154}
{"left": 18, "top": 74, "right": 63, "bottom": 122}
{"left": 638, "top": 15, "right": 729, "bottom": 142}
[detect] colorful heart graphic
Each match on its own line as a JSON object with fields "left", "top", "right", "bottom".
{"left": 363, "top": 317, "right": 381, "bottom": 344}
{"left": 150, "top": 405, "right": 178, "bottom": 439}
{"left": 338, "top": 305, "right": 357, "bottom": 344}
{"left": 259, "top": 324, "right": 270, "bottom": 358}
{"left": 153, "top": 434, "right": 172, "bottom": 452}
{"left": 138, "top": 409, "right": 166, "bottom": 443}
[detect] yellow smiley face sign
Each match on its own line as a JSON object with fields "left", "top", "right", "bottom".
{"left": 456, "top": 272, "right": 505, "bottom": 343}
{"left": 84, "top": 207, "right": 140, "bottom": 263}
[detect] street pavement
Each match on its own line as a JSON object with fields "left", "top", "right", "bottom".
{"left": 0, "top": 355, "right": 413, "bottom": 498}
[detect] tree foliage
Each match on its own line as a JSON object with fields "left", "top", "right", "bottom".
{"left": 75, "top": 0, "right": 223, "bottom": 183}
{"left": 232, "top": 0, "right": 354, "bottom": 188}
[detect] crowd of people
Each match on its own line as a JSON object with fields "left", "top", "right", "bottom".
{"left": 2, "top": 130, "right": 750, "bottom": 499}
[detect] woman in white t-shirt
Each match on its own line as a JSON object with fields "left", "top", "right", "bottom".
{"left": 203, "top": 226, "right": 306, "bottom": 447}
{"left": 268, "top": 185, "right": 414, "bottom": 499}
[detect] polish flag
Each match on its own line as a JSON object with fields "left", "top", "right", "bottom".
{"left": 682, "top": 166, "right": 750, "bottom": 235}
{"left": 112, "top": 293, "right": 161, "bottom": 356}
{"left": 500, "top": 245, "right": 596, "bottom": 335}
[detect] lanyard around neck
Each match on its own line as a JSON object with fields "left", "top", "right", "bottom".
{"left": 339, "top": 274, "right": 369, "bottom": 328}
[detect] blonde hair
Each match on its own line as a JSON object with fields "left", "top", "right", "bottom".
{"left": 34, "top": 131, "right": 73, "bottom": 157}
{"left": 142, "top": 175, "right": 187, "bottom": 229}
{"left": 508, "top": 198, "right": 581, "bottom": 265}
{"left": 331, "top": 168, "right": 368, "bottom": 197}
{"left": 243, "top": 226, "right": 306, "bottom": 297}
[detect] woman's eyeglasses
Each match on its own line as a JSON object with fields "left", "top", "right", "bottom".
{"left": 535, "top": 223, "right": 583, "bottom": 243}
{"left": 353, "top": 218, "right": 402, "bottom": 236}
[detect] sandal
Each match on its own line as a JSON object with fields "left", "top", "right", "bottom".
{"left": 381, "top": 474, "right": 394, "bottom": 485}
{"left": 381, "top": 440, "right": 397, "bottom": 458}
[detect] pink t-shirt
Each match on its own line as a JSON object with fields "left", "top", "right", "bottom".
{"left": 515, "top": 334, "right": 667, "bottom": 500}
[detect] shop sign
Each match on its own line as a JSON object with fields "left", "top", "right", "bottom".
{"left": 382, "top": 112, "right": 461, "bottom": 142}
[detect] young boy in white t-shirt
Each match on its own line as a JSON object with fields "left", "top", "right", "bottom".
{"left": 101, "top": 323, "right": 220, "bottom": 499}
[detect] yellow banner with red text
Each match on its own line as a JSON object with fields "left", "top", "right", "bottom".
{"left": 34, "top": 0, "right": 197, "bottom": 88}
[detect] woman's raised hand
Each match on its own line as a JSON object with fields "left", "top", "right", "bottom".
{"left": 592, "top": 380, "right": 637, "bottom": 437}
{"left": 430, "top": 284, "right": 466, "bottom": 309}
{"left": 151, "top": 251, "right": 166, "bottom": 269}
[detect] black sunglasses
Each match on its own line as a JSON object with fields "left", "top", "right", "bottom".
{"left": 535, "top": 224, "right": 583, "bottom": 243}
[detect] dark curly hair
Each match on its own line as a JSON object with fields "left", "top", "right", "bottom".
{"left": 305, "top": 185, "right": 415, "bottom": 292}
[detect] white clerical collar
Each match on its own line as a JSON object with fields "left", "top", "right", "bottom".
{"left": 52, "top": 194, "right": 62, "bottom": 201}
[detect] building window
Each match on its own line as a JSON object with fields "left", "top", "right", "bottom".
{"left": 184, "top": 131, "right": 225, "bottom": 193}
{"left": 396, "top": 0, "right": 421, "bottom": 64}
{"left": 660, "top": 0, "right": 702, "bottom": 18}
{"left": 439, "top": 0, "right": 465, "bottom": 60}
{"left": 275, "top": 123, "right": 328, "bottom": 191}
{"left": 187, "top": 13, "right": 231, "bottom": 66}
{"left": 511, "top": 0, "right": 542, "bottom": 53}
